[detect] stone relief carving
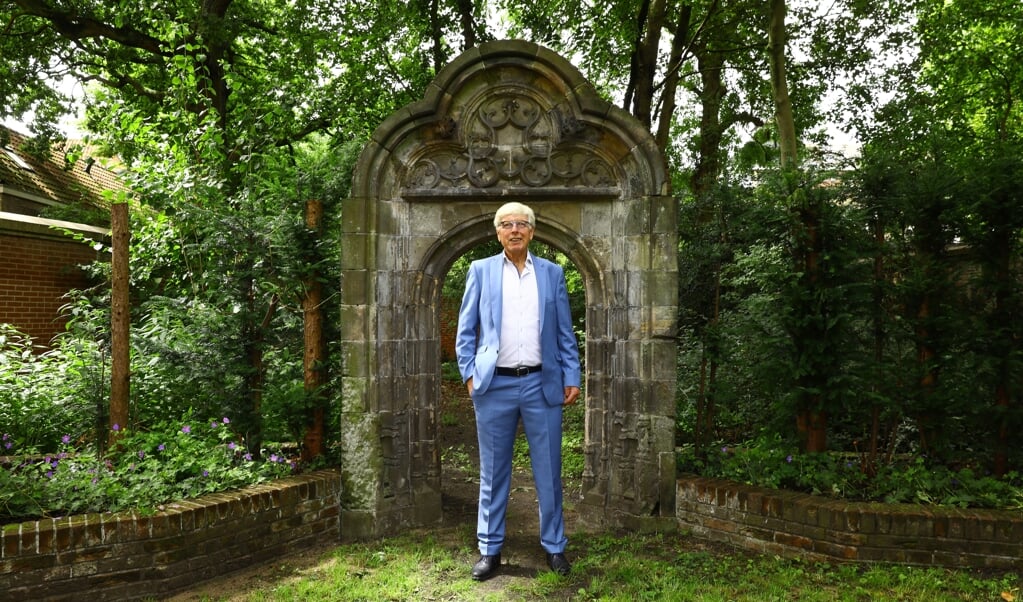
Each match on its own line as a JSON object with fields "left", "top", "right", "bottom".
{"left": 403, "top": 90, "right": 618, "bottom": 193}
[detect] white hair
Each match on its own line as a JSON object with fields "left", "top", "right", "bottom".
{"left": 493, "top": 202, "right": 535, "bottom": 229}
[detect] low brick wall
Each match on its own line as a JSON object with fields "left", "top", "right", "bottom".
{"left": 677, "top": 474, "right": 1023, "bottom": 570}
{"left": 0, "top": 469, "right": 342, "bottom": 601}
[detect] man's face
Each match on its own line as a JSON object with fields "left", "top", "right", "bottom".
{"left": 496, "top": 213, "right": 534, "bottom": 255}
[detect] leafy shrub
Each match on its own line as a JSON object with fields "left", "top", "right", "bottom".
{"left": 1, "top": 413, "right": 294, "bottom": 523}
{"left": 679, "top": 435, "right": 1023, "bottom": 510}
{"left": 0, "top": 325, "right": 103, "bottom": 452}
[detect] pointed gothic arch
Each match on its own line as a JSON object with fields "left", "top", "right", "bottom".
{"left": 339, "top": 40, "right": 678, "bottom": 539}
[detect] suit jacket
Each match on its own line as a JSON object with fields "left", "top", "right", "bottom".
{"left": 455, "top": 252, "right": 581, "bottom": 406}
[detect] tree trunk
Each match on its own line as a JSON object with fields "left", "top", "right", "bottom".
{"left": 427, "top": 0, "right": 445, "bottom": 73}
{"left": 623, "top": 0, "right": 652, "bottom": 117}
{"left": 694, "top": 277, "right": 720, "bottom": 455}
{"left": 796, "top": 408, "right": 827, "bottom": 452}
{"left": 768, "top": 0, "right": 825, "bottom": 451}
{"left": 767, "top": 0, "right": 798, "bottom": 168}
{"left": 866, "top": 210, "right": 886, "bottom": 474}
{"left": 655, "top": 4, "right": 694, "bottom": 153}
{"left": 632, "top": 0, "right": 668, "bottom": 128}
{"left": 454, "top": 0, "right": 476, "bottom": 50}
{"left": 242, "top": 273, "right": 278, "bottom": 458}
{"left": 792, "top": 191, "right": 827, "bottom": 453}
{"left": 109, "top": 202, "right": 130, "bottom": 449}
{"left": 990, "top": 229, "right": 1014, "bottom": 476}
{"left": 198, "top": 0, "right": 234, "bottom": 132}
{"left": 691, "top": 46, "right": 725, "bottom": 198}
{"left": 914, "top": 296, "right": 938, "bottom": 454}
{"left": 301, "top": 199, "right": 326, "bottom": 462}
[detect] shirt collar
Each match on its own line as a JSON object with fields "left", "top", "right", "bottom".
{"left": 503, "top": 252, "right": 534, "bottom": 266}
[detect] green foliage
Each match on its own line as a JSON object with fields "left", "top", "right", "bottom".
{"left": 1, "top": 412, "right": 292, "bottom": 523}
{"left": 0, "top": 325, "right": 104, "bottom": 452}
{"left": 440, "top": 361, "right": 461, "bottom": 382}
{"left": 561, "top": 403, "right": 585, "bottom": 478}
{"left": 680, "top": 437, "right": 1023, "bottom": 510}
{"left": 3, "top": 0, "right": 1023, "bottom": 521}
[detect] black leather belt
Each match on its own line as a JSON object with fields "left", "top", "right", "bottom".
{"left": 495, "top": 365, "right": 542, "bottom": 377}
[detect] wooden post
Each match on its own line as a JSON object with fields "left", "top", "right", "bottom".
{"left": 301, "top": 199, "right": 325, "bottom": 461}
{"left": 109, "top": 202, "right": 130, "bottom": 448}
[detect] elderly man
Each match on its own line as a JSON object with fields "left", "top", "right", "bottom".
{"left": 455, "top": 201, "right": 582, "bottom": 581}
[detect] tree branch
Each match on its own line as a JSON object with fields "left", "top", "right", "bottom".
{"left": 12, "top": 0, "right": 168, "bottom": 55}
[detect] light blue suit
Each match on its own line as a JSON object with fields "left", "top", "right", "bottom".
{"left": 455, "top": 252, "right": 581, "bottom": 556}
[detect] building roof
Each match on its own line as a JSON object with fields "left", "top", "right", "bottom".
{"left": 0, "top": 125, "right": 124, "bottom": 221}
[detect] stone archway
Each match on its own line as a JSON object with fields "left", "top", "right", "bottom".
{"left": 340, "top": 40, "right": 678, "bottom": 540}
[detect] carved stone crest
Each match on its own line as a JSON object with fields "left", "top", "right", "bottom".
{"left": 403, "top": 89, "right": 617, "bottom": 195}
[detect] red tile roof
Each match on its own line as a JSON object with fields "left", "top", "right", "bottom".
{"left": 0, "top": 126, "right": 125, "bottom": 216}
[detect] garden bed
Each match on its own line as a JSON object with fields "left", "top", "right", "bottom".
{"left": 0, "top": 470, "right": 341, "bottom": 602}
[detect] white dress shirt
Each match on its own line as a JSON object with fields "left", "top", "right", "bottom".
{"left": 496, "top": 253, "right": 542, "bottom": 368}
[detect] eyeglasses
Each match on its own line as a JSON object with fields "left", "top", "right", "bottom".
{"left": 498, "top": 220, "right": 532, "bottom": 230}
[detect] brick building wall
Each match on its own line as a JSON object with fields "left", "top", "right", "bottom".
{"left": 439, "top": 295, "right": 459, "bottom": 362}
{"left": 0, "top": 213, "right": 108, "bottom": 347}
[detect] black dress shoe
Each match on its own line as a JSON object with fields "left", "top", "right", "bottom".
{"left": 545, "top": 552, "right": 571, "bottom": 576}
{"left": 471, "top": 554, "right": 501, "bottom": 581}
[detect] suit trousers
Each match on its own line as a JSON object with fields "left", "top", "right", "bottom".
{"left": 473, "top": 370, "right": 567, "bottom": 556}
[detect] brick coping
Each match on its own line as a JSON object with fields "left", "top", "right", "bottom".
{"left": 0, "top": 469, "right": 342, "bottom": 601}
{"left": 676, "top": 474, "right": 1023, "bottom": 570}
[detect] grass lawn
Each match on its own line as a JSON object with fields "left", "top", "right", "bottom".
{"left": 169, "top": 528, "right": 1020, "bottom": 601}
{"left": 166, "top": 383, "right": 1020, "bottom": 601}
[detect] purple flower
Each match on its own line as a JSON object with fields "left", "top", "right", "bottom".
{"left": 270, "top": 454, "right": 279, "bottom": 463}
{"left": 61, "top": 435, "right": 71, "bottom": 445}
{"left": 210, "top": 421, "right": 218, "bottom": 428}
{"left": 222, "top": 417, "right": 230, "bottom": 424}
{"left": 181, "top": 425, "right": 191, "bottom": 434}
{"left": 721, "top": 446, "right": 728, "bottom": 454}
{"left": 138, "top": 450, "right": 145, "bottom": 460}
{"left": 158, "top": 444, "right": 165, "bottom": 452}
{"left": 243, "top": 453, "right": 253, "bottom": 461}
{"left": 202, "top": 470, "right": 209, "bottom": 477}
{"left": 112, "top": 423, "right": 120, "bottom": 431}
{"left": 3, "top": 442, "right": 11, "bottom": 449}
{"left": 228, "top": 442, "right": 236, "bottom": 450}
{"left": 46, "top": 471, "right": 54, "bottom": 478}
{"left": 786, "top": 455, "right": 793, "bottom": 463}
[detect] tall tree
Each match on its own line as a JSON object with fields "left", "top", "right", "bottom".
{"left": 767, "top": 0, "right": 797, "bottom": 168}
{"left": 0, "top": 0, "right": 442, "bottom": 452}
{"left": 916, "top": 0, "right": 1023, "bottom": 474}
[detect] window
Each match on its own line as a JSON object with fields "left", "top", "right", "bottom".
{"left": 2, "top": 147, "right": 34, "bottom": 171}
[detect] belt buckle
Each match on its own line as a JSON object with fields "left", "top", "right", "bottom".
{"left": 515, "top": 366, "right": 529, "bottom": 377}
